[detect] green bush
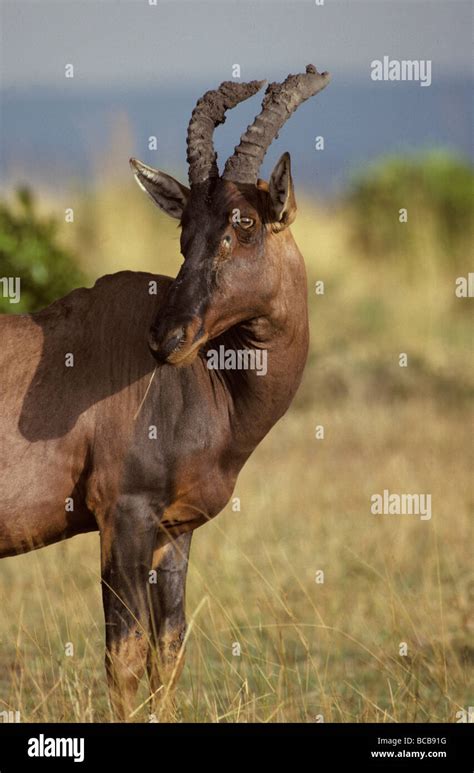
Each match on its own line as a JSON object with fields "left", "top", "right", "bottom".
{"left": 0, "top": 187, "right": 87, "bottom": 314}
{"left": 346, "top": 151, "right": 474, "bottom": 267}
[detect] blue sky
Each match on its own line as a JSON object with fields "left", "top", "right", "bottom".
{"left": 1, "top": 0, "right": 472, "bottom": 89}
{"left": 0, "top": 1, "right": 471, "bottom": 194}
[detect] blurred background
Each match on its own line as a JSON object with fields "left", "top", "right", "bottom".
{"left": 0, "top": 0, "right": 472, "bottom": 723}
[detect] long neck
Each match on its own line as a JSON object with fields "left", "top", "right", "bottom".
{"left": 212, "top": 235, "right": 309, "bottom": 460}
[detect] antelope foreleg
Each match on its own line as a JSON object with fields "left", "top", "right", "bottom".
{"left": 100, "top": 502, "right": 157, "bottom": 721}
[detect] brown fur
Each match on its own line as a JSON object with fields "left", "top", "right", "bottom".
{"left": 0, "top": 67, "right": 329, "bottom": 718}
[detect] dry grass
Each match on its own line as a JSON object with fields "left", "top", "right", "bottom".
{"left": 0, "top": 180, "right": 472, "bottom": 722}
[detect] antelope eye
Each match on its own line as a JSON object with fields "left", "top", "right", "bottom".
{"left": 239, "top": 217, "right": 254, "bottom": 229}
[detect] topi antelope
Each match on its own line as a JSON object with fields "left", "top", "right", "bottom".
{"left": 0, "top": 65, "right": 330, "bottom": 718}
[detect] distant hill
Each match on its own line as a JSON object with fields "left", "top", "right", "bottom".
{"left": 1, "top": 78, "right": 472, "bottom": 196}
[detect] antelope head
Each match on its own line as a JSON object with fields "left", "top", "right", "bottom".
{"left": 130, "top": 65, "right": 330, "bottom": 366}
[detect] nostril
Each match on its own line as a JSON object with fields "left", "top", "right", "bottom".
{"left": 148, "top": 328, "right": 161, "bottom": 352}
{"left": 164, "top": 326, "right": 186, "bottom": 352}
{"left": 148, "top": 325, "right": 186, "bottom": 359}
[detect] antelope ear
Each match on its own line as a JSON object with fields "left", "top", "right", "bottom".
{"left": 268, "top": 152, "right": 297, "bottom": 230}
{"left": 129, "top": 158, "right": 190, "bottom": 220}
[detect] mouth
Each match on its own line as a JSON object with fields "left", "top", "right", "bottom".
{"left": 166, "top": 332, "right": 209, "bottom": 367}
{"left": 149, "top": 318, "right": 209, "bottom": 367}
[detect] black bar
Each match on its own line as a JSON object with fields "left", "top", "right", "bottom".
{"left": 0, "top": 722, "right": 471, "bottom": 770}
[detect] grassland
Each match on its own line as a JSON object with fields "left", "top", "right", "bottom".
{"left": 0, "top": 179, "right": 472, "bottom": 722}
